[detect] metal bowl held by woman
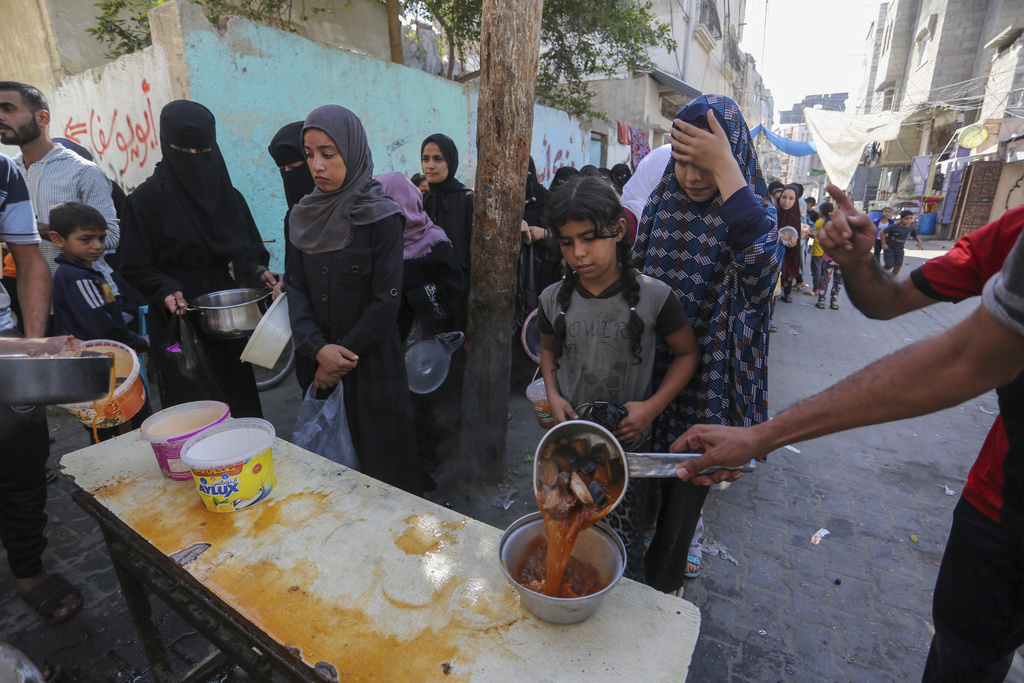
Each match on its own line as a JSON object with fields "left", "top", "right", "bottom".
{"left": 189, "top": 288, "right": 270, "bottom": 339}
{"left": 0, "top": 351, "right": 113, "bottom": 405}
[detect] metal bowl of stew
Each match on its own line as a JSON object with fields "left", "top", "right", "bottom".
{"left": 498, "top": 511, "right": 626, "bottom": 624}
{"left": 189, "top": 288, "right": 270, "bottom": 339}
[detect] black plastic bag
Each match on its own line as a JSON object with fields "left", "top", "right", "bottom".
{"left": 576, "top": 402, "right": 629, "bottom": 433}
{"left": 162, "top": 312, "right": 225, "bottom": 402}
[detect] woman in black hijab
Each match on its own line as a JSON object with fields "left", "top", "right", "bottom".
{"left": 420, "top": 133, "right": 472, "bottom": 331}
{"left": 517, "top": 157, "right": 557, "bottom": 326}
{"left": 268, "top": 121, "right": 315, "bottom": 292}
{"left": 120, "top": 100, "right": 270, "bottom": 417}
{"left": 287, "top": 105, "right": 421, "bottom": 494}
{"left": 549, "top": 165, "right": 579, "bottom": 192}
{"left": 611, "top": 163, "right": 632, "bottom": 192}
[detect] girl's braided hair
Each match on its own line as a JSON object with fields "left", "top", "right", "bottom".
{"left": 544, "top": 176, "right": 644, "bottom": 370}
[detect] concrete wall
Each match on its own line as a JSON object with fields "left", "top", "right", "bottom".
{"left": 42, "top": 0, "right": 114, "bottom": 74}
{"left": 45, "top": 45, "right": 178, "bottom": 191}
{"left": 989, "top": 159, "right": 1024, "bottom": 223}
{"left": 170, "top": 1, "right": 586, "bottom": 269}
{"left": 287, "top": 0, "right": 391, "bottom": 62}
{"left": 0, "top": 0, "right": 61, "bottom": 93}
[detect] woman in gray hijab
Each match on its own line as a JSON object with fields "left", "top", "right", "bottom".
{"left": 286, "top": 105, "right": 421, "bottom": 494}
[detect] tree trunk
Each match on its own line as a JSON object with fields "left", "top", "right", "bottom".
{"left": 458, "top": 0, "right": 544, "bottom": 482}
{"left": 386, "top": 0, "right": 404, "bottom": 64}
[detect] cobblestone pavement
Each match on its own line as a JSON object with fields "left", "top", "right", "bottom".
{"left": 2, "top": 244, "right": 1023, "bottom": 681}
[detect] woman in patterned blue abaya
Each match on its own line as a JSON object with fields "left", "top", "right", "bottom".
{"left": 631, "top": 94, "right": 783, "bottom": 593}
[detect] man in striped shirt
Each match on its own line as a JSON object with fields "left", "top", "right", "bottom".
{"left": 0, "top": 81, "right": 120, "bottom": 300}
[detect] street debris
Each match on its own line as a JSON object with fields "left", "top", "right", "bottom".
{"left": 492, "top": 487, "right": 518, "bottom": 510}
{"left": 834, "top": 578, "right": 842, "bottom": 585}
{"left": 910, "top": 534, "right": 919, "bottom": 543}
{"left": 937, "top": 484, "right": 955, "bottom": 496}
{"left": 810, "top": 528, "right": 830, "bottom": 545}
{"left": 978, "top": 405, "right": 996, "bottom": 415}
{"left": 701, "top": 539, "right": 739, "bottom": 565}
{"left": 523, "top": 450, "right": 534, "bottom": 462}
{"left": 758, "top": 630, "right": 767, "bottom": 637}
{"left": 789, "top": 330, "right": 798, "bottom": 335}
{"left": 861, "top": 334, "right": 877, "bottom": 339}
{"left": 784, "top": 445, "right": 801, "bottom": 454}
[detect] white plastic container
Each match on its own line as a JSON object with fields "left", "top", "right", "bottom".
{"left": 240, "top": 293, "right": 291, "bottom": 369}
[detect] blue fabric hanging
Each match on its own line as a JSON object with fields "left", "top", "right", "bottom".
{"left": 749, "top": 124, "right": 818, "bottom": 157}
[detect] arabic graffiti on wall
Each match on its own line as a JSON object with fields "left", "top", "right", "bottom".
{"left": 61, "top": 79, "right": 159, "bottom": 176}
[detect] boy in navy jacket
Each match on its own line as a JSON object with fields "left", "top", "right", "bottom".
{"left": 49, "top": 202, "right": 151, "bottom": 441}
{"left": 49, "top": 202, "right": 148, "bottom": 352}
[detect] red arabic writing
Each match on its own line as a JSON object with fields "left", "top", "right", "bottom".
{"left": 62, "top": 80, "right": 158, "bottom": 176}
{"left": 534, "top": 135, "right": 576, "bottom": 185}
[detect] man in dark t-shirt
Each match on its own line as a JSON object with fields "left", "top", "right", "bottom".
{"left": 881, "top": 209, "right": 924, "bottom": 275}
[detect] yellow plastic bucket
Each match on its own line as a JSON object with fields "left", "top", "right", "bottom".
{"left": 180, "top": 418, "right": 275, "bottom": 512}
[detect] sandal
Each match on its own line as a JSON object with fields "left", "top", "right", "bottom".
{"left": 43, "top": 663, "right": 64, "bottom": 683}
{"left": 781, "top": 296, "right": 793, "bottom": 303}
{"left": 45, "top": 467, "right": 58, "bottom": 484}
{"left": 683, "top": 554, "right": 702, "bottom": 579}
{"left": 816, "top": 302, "right": 826, "bottom": 309}
{"left": 768, "top": 325, "right": 778, "bottom": 333}
{"left": 830, "top": 303, "right": 840, "bottom": 310}
{"left": 21, "top": 573, "right": 83, "bottom": 625}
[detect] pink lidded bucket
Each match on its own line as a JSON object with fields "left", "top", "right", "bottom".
{"left": 140, "top": 401, "right": 230, "bottom": 480}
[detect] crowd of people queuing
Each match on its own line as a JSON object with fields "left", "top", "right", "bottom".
{"left": 2, "top": 77, "right": 1022, "bottom": 682}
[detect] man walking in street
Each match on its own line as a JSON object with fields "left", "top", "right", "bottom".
{"left": 672, "top": 187, "right": 1024, "bottom": 683}
{"left": 0, "top": 82, "right": 121, "bottom": 306}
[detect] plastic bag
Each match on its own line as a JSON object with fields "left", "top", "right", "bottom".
{"left": 163, "top": 312, "right": 224, "bottom": 401}
{"left": 514, "top": 242, "right": 540, "bottom": 331}
{"left": 292, "top": 384, "right": 360, "bottom": 470}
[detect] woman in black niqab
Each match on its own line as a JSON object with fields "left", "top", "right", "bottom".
{"left": 286, "top": 105, "right": 421, "bottom": 495}
{"left": 268, "top": 121, "right": 315, "bottom": 296}
{"left": 120, "top": 100, "right": 269, "bottom": 418}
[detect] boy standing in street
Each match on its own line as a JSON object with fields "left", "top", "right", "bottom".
{"left": 881, "top": 209, "right": 924, "bottom": 276}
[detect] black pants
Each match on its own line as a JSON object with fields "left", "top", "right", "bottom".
{"left": 0, "top": 401, "right": 50, "bottom": 579}
{"left": 923, "top": 497, "right": 1024, "bottom": 682}
{"left": 874, "top": 239, "right": 882, "bottom": 263}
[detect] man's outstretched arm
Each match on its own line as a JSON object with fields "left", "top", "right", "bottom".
{"left": 672, "top": 301, "right": 1024, "bottom": 482}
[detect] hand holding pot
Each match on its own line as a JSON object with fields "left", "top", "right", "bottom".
{"left": 164, "top": 291, "right": 187, "bottom": 315}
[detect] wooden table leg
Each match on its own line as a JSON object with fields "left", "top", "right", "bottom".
{"left": 100, "top": 526, "right": 178, "bottom": 683}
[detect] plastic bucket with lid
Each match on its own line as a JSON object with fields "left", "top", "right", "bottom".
{"left": 140, "top": 401, "right": 230, "bottom": 480}
{"left": 180, "top": 418, "right": 275, "bottom": 512}
{"left": 59, "top": 339, "right": 145, "bottom": 429}
{"left": 526, "top": 377, "right": 554, "bottom": 429}
{"left": 239, "top": 293, "right": 292, "bottom": 369}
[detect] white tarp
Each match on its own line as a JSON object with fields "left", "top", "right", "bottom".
{"left": 803, "top": 107, "right": 915, "bottom": 190}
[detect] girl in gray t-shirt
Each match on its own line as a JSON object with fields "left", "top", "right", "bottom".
{"left": 537, "top": 177, "right": 700, "bottom": 580}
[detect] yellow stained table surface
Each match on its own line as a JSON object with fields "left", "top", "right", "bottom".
{"left": 61, "top": 433, "right": 700, "bottom": 682}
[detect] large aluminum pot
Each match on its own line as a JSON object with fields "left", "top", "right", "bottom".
{"left": 498, "top": 511, "right": 626, "bottom": 624}
{"left": 0, "top": 351, "right": 113, "bottom": 405}
{"left": 189, "top": 288, "right": 270, "bottom": 339}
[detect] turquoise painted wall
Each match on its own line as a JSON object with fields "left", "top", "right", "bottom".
{"left": 179, "top": 15, "right": 585, "bottom": 270}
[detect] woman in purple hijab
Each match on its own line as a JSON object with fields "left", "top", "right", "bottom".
{"left": 377, "top": 172, "right": 464, "bottom": 474}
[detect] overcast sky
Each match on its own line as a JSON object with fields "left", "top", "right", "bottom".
{"left": 739, "top": 0, "right": 882, "bottom": 122}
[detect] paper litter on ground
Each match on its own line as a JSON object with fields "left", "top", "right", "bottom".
{"left": 978, "top": 405, "right": 996, "bottom": 415}
{"left": 700, "top": 539, "right": 739, "bottom": 565}
{"left": 784, "top": 445, "right": 801, "bottom": 454}
{"left": 811, "top": 528, "right": 830, "bottom": 545}
{"left": 937, "top": 484, "right": 956, "bottom": 496}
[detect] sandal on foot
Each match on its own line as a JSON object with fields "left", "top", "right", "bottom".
{"left": 781, "top": 296, "right": 793, "bottom": 303}
{"left": 816, "top": 302, "right": 826, "bottom": 309}
{"left": 22, "top": 573, "right": 83, "bottom": 625}
{"left": 683, "top": 554, "right": 702, "bottom": 579}
{"left": 45, "top": 467, "right": 58, "bottom": 484}
{"left": 768, "top": 325, "right": 778, "bottom": 333}
{"left": 830, "top": 303, "right": 840, "bottom": 310}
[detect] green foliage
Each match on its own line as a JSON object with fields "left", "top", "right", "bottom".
{"left": 88, "top": 0, "right": 334, "bottom": 59}
{"left": 406, "top": 0, "right": 675, "bottom": 119}
{"left": 87, "top": 0, "right": 169, "bottom": 59}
